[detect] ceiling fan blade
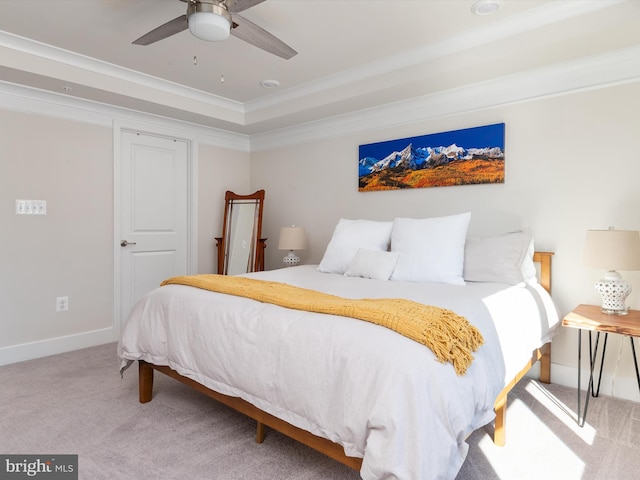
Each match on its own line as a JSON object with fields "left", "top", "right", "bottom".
{"left": 227, "top": 0, "right": 266, "bottom": 14}
{"left": 132, "top": 14, "right": 188, "bottom": 45}
{"left": 231, "top": 14, "right": 297, "bottom": 60}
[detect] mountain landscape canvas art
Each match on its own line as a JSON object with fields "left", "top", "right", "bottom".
{"left": 358, "top": 123, "right": 505, "bottom": 191}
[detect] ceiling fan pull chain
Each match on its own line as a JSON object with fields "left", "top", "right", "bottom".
{"left": 221, "top": 74, "right": 224, "bottom": 84}
{"left": 193, "top": 55, "right": 198, "bottom": 66}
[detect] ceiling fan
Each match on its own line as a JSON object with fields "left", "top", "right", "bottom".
{"left": 132, "top": 0, "right": 297, "bottom": 60}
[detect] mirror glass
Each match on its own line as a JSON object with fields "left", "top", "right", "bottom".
{"left": 225, "top": 200, "right": 260, "bottom": 275}
{"left": 217, "top": 190, "right": 265, "bottom": 275}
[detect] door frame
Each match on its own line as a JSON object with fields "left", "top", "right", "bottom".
{"left": 112, "top": 119, "right": 199, "bottom": 339}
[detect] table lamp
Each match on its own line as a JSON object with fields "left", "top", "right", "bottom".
{"left": 278, "top": 226, "right": 307, "bottom": 267}
{"left": 583, "top": 227, "right": 640, "bottom": 315}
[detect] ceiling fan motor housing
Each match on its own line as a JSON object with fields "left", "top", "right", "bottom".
{"left": 187, "top": 1, "right": 232, "bottom": 41}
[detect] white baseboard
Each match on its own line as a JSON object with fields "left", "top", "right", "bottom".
{"left": 0, "top": 327, "right": 115, "bottom": 366}
{"left": 527, "top": 362, "right": 640, "bottom": 403}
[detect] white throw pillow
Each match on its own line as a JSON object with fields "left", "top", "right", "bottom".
{"left": 463, "top": 229, "right": 535, "bottom": 285}
{"left": 318, "top": 219, "right": 393, "bottom": 274}
{"left": 390, "top": 212, "right": 471, "bottom": 285}
{"left": 344, "top": 249, "right": 400, "bottom": 280}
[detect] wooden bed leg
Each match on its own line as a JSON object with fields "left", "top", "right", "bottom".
{"left": 539, "top": 343, "right": 551, "bottom": 384}
{"left": 138, "top": 361, "right": 154, "bottom": 403}
{"left": 256, "top": 421, "right": 266, "bottom": 443}
{"left": 493, "top": 395, "right": 507, "bottom": 447}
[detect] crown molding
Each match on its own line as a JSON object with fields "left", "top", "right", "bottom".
{"left": 0, "top": 80, "right": 250, "bottom": 152}
{"left": 1, "top": 42, "right": 638, "bottom": 154}
{"left": 0, "top": 30, "right": 245, "bottom": 125}
{"left": 0, "top": 1, "right": 626, "bottom": 129}
{"left": 249, "top": 43, "right": 640, "bottom": 152}
{"left": 244, "top": 0, "right": 626, "bottom": 116}
{"left": 0, "top": 30, "right": 243, "bottom": 111}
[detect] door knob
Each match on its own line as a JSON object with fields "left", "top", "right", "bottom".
{"left": 120, "top": 240, "right": 137, "bottom": 247}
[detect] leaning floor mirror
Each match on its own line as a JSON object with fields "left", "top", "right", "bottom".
{"left": 216, "top": 190, "right": 266, "bottom": 275}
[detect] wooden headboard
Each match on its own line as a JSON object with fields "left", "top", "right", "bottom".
{"left": 533, "top": 251, "right": 553, "bottom": 294}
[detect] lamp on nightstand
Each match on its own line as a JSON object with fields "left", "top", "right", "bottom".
{"left": 278, "top": 225, "right": 307, "bottom": 267}
{"left": 583, "top": 227, "right": 640, "bottom": 315}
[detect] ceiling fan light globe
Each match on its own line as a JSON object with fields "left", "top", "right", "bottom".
{"left": 188, "top": 11, "right": 231, "bottom": 41}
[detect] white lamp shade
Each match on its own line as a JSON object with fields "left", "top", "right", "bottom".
{"left": 188, "top": 12, "right": 230, "bottom": 41}
{"left": 583, "top": 229, "right": 640, "bottom": 271}
{"left": 278, "top": 226, "right": 307, "bottom": 250}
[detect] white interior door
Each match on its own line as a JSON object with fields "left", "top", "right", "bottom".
{"left": 119, "top": 131, "right": 190, "bottom": 327}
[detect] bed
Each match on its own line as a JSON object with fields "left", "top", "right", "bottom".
{"left": 118, "top": 215, "right": 560, "bottom": 480}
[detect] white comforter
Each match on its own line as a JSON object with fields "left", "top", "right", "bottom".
{"left": 118, "top": 265, "right": 559, "bottom": 480}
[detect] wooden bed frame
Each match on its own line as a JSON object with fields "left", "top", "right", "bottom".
{"left": 137, "top": 251, "right": 554, "bottom": 471}
{"left": 493, "top": 251, "right": 553, "bottom": 447}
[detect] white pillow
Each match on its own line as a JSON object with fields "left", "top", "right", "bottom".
{"left": 318, "top": 219, "right": 393, "bottom": 274}
{"left": 390, "top": 212, "right": 471, "bottom": 285}
{"left": 463, "top": 230, "right": 535, "bottom": 285}
{"left": 521, "top": 237, "right": 537, "bottom": 284}
{"left": 344, "top": 249, "right": 400, "bottom": 280}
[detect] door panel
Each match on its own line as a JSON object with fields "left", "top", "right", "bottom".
{"left": 120, "top": 131, "right": 189, "bottom": 325}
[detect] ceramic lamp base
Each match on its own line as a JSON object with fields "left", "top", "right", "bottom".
{"left": 283, "top": 251, "right": 300, "bottom": 268}
{"left": 595, "top": 272, "right": 631, "bottom": 315}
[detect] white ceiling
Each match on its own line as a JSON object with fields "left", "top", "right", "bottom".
{"left": 0, "top": 0, "right": 639, "bottom": 135}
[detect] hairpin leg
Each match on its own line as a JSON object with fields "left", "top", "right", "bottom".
{"left": 577, "top": 330, "right": 606, "bottom": 427}
{"left": 630, "top": 337, "right": 640, "bottom": 395}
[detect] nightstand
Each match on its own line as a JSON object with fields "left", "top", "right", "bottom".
{"left": 562, "top": 304, "right": 640, "bottom": 426}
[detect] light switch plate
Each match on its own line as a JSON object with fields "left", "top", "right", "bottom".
{"left": 16, "top": 199, "right": 47, "bottom": 215}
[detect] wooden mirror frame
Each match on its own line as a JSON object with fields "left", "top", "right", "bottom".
{"left": 215, "top": 190, "right": 266, "bottom": 275}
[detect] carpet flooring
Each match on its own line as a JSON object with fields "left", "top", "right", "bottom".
{"left": 1, "top": 342, "right": 639, "bottom": 479}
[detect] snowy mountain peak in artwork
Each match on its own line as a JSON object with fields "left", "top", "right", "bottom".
{"left": 359, "top": 143, "right": 504, "bottom": 177}
{"left": 358, "top": 123, "right": 506, "bottom": 191}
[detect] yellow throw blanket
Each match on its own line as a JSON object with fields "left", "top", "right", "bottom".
{"left": 161, "top": 274, "right": 484, "bottom": 375}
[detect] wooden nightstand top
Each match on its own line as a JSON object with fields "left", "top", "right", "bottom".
{"left": 562, "top": 304, "right": 640, "bottom": 337}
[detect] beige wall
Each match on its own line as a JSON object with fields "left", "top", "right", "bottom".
{"left": 251, "top": 81, "right": 640, "bottom": 400}
{"left": 0, "top": 109, "right": 250, "bottom": 358}
{"left": 0, "top": 111, "right": 113, "bottom": 347}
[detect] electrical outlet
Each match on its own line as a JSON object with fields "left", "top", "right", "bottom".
{"left": 56, "top": 296, "right": 69, "bottom": 312}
